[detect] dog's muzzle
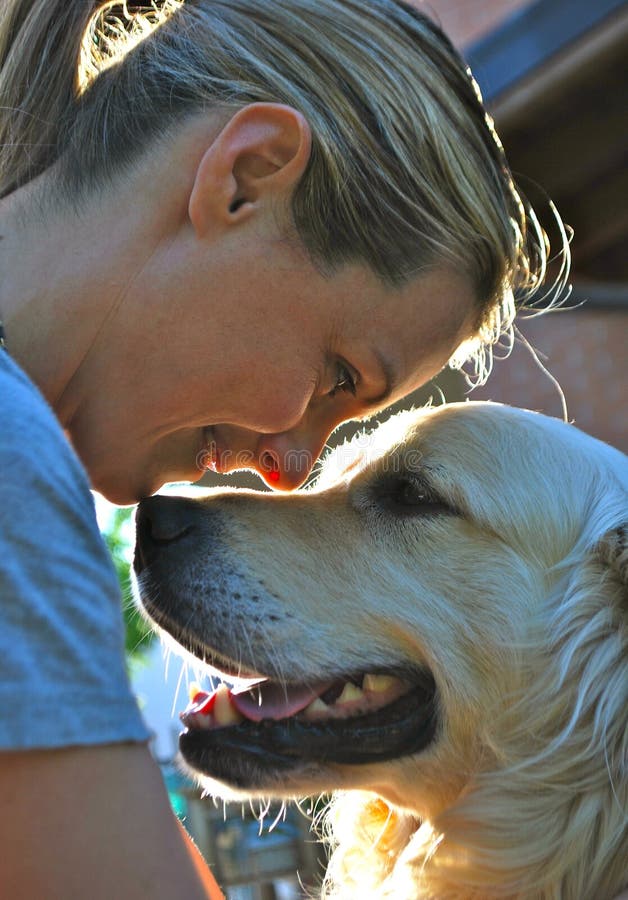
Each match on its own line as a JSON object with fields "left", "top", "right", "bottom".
{"left": 133, "top": 495, "right": 439, "bottom": 789}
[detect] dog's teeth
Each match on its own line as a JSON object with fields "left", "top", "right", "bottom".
{"left": 188, "top": 681, "right": 202, "bottom": 702}
{"left": 363, "top": 674, "right": 398, "bottom": 694}
{"left": 336, "top": 683, "right": 364, "bottom": 705}
{"left": 303, "top": 698, "right": 329, "bottom": 719}
{"left": 213, "top": 684, "right": 244, "bottom": 727}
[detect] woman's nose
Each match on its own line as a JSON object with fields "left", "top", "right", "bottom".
{"left": 256, "top": 425, "right": 331, "bottom": 490}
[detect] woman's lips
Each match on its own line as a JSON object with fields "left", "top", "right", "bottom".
{"left": 199, "top": 426, "right": 219, "bottom": 473}
{"left": 199, "top": 426, "right": 282, "bottom": 483}
{"left": 199, "top": 425, "right": 239, "bottom": 475}
{"left": 200, "top": 426, "right": 261, "bottom": 477}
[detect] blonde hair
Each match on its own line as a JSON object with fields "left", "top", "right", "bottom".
{"left": 0, "top": 0, "right": 567, "bottom": 380}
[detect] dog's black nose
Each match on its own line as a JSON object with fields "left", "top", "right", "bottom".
{"left": 134, "top": 495, "right": 201, "bottom": 574}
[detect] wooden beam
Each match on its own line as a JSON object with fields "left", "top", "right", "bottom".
{"left": 570, "top": 279, "right": 628, "bottom": 309}
{"left": 489, "top": 5, "right": 628, "bottom": 129}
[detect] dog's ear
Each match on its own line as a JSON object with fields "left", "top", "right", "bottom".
{"left": 596, "top": 523, "right": 628, "bottom": 587}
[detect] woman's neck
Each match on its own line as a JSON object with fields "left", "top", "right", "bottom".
{"left": 0, "top": 168, "right": 170, "bottom": 426}
{"left": 0, "top": 184, "right": 97, "bottom": 418}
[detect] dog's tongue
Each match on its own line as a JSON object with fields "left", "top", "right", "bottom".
{"left": 230, "top": 680, "right": 333, "bottom": 722}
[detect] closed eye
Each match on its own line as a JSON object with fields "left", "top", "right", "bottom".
{"left": 372, "top": 474, "right": 455, "bottom": 517}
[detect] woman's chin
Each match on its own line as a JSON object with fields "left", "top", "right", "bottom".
{"left": 91, "top": 466, "right": 159, "bottom": 506}
{"left": 93, "top": 481, "right": 145, "bottom": 507}
{"left": 90, "top": 439, "right": 204, "bottom": 505}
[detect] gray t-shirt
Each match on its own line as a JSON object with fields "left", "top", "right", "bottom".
{"left": 0, "top": 349, "right": 149, "bottom": 749}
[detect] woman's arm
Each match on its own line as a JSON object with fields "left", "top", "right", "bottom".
{"left": 0, "top": 741, "right": 224, "bottom": 899}
{"left": 0, "top": 356, "right": 224, "bottom": 895}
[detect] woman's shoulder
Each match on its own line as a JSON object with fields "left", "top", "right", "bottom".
{"left": 0, "top": 348, "right": 107, "bottom": 573}
{"left": 0, "top": 350, "right": 92, "bottom": 502}
{"left": 1, "top": 347, "right": 65, "bottom": 441}
{"left": 0, "top": 350, "right": 150, "bottom": 753}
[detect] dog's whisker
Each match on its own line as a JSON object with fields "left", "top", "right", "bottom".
{"left": 161, "top": 639, "right": 173, "bottom": 682}
{"left": 260, "top": 798, "right": 272, "bottom": 830}
{"left": 268, "top": 801, "right": 287, "bottom": 833}
{"left": 170, "top": 657, "right": 188, "bottom": 719}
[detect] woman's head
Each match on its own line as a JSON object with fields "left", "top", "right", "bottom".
{"left": 1, "top": 0, "right": 548, "bottom": 334}
{"left": 0, "top": 0, "right": 561, "bottom": 502}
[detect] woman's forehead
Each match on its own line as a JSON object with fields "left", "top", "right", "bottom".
{"left": 335, "top": 264, "right": 477, "bottom": 365}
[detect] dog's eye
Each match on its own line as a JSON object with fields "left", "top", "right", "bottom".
{"left": 373, "top": 476, "right": 452, "bottom": 517}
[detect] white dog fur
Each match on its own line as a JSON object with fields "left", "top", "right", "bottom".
{"left": 135, "top": 401, "right": 627, "bottom": 899}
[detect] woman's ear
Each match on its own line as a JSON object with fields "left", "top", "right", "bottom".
{"left": 188, "top": 103, "right": 311, "bottom": 237}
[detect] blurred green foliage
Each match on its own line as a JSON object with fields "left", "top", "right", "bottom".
{"left": 102, "top": 506, "right": 155, "bottom": 664}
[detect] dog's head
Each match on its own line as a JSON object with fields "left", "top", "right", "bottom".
{"left": 133, "top": 401, "right": 627, "bottom": 895}
{"left": 133, "top": 401, "right": 626, "bottom": 803}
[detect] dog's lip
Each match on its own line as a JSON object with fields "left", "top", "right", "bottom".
{"left": 178, "top": 665, "right": 437, "bottom": 770}
{"left": 181, "top": 670, "right": 407, "bottom": 726}
{"left": 184, "top": 643, "right": 268, "bottom": 682}
{"left": 137, "top": 598, "right": 268, "bottom": 681}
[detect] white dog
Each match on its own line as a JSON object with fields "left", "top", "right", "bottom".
{"left": 134, "top": 401, "right": 627, "bottom": 899}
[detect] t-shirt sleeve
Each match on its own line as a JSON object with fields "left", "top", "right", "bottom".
{"left": 0, "top": 353, "right": 150, "bottom": 749}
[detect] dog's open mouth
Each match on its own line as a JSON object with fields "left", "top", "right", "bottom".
{"left": 178, "top": 666, "right": 438, "bottom": 782}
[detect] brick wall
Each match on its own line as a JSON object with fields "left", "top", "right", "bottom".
{"left": 470, "top": 308, "right": 628, "bottom": 453}
{"left": 424, "top": 0, "right": 628, "bottom": 457}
